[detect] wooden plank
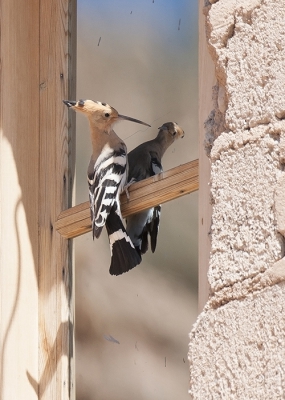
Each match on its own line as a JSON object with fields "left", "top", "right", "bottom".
{"left": 55, "top": 160, "right": 199, "bottom": 239}
{"left": 38, "top": 0, "right": 76, "bottom": 399}
{"left": 198, "top": 0, "right": 214, "bottom": 311}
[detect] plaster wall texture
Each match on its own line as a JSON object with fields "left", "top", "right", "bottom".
{"left": 189, "top": 0, "right": 285, "bottom": 397}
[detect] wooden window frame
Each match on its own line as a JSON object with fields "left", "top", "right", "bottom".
{"left": 0, "top": 0, "right": 213, "bottom": 398}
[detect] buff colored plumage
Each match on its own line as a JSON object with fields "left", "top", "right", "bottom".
{"left": 63, "top": 99, "right": 150, "bottom": 275}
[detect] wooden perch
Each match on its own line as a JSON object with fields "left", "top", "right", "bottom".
{"left": 55, "top": 159, "right": 199, "bottom": 239}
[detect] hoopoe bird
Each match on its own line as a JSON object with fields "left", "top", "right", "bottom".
{"left": 63, "top": 99, "right": 150, "bottom": 275}
{"left": 126, "top": 122, "right": 184, "bottom": 256}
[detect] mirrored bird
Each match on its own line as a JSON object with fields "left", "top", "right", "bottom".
{"left": 126, "top": 122, "right": 184, "bottom": 256}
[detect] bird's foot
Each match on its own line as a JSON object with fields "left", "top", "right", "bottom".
{"left": 124, "top": 178, "right": 136, "bottom": 201}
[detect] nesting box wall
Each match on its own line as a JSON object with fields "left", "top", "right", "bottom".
{"left": 189, "top": 0, "right": 285, "bottom": 397}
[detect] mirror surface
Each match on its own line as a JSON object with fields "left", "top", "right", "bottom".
{"left": 76, "top": 1, "right": 198, "bottom": 398}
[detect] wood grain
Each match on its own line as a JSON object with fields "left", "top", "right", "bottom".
{"left": 0, "top": 1, "right": 40, "bottom": 398}
{"left": 38, "top": 0, "right": 76, "bottom": 398}
{"left": 55, "top": 159, "right": 199, "bottom": 239}
{"left": 0, "top": 0, "right": 76, "bottom": 398}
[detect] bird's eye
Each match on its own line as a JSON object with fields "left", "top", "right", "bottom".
{"left": 105, "top": 113, "right": 110, "bottom": 118}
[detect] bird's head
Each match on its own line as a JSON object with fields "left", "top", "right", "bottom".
{"left": 157, "top": 122, "right": 185, "bottom": 144}
{"left": 63, "top": 99, "right": 150, "bottom": 133}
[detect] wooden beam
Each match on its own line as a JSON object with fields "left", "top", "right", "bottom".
{"left": 0, "top": 0, "right": 76, "bottom": 398}
{"left": 55, "top": 159, "right": 199, "bottom": 239}
{"left": 38, "top": 0, "right": 76, "bottom": 398}
{"left": 198, "top": 0, "right": 213, "bottom": 311}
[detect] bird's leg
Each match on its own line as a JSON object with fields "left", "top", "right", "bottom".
{"left": 124, "top": 177, "right": 136, "bottom": 201}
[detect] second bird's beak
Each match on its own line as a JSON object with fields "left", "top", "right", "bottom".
{"left": 118, "top": 114, "right": 151, "bottom": 127}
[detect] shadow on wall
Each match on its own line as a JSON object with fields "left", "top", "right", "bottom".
{"left": 75, "top": 1, "right": 198, "bottom": 399}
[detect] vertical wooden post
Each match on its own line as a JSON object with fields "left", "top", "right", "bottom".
{"left": 0, "top": 0, "right": 76, "bottom": 398}
{"left": 0, "top": 1, "right": 40, "bottom": 398}
{"left": 198, "top": 0, "right": 215, "bottom": 311}
{"left": 38, "top": 0, "right": 76, "bottom": 398}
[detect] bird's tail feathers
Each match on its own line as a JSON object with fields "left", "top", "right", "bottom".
{"left": 140, "top": 205, "right": 161, "bottom": 255}
{"left": 140, "top": 229, "right": 149, "bottom": 255}
{"left": 106, "top": 206, "right": 141, "bottom": 275}
{"left": 149, "top": 205, "right": 161, "bottom": 253}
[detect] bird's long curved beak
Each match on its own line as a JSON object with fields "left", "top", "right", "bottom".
{"left": 63, "top": 100, "right": 77, "bottom": 107}
{"left": 118, "top": 114, "right": 151, "bottom": 127}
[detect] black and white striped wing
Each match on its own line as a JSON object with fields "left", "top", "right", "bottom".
{"left": 105, "top": 202, "right": 141, "bottom": 275}
{"left": 126, "top": 153, "right": 163, "bottom": 255}
{"left": 88, "top": 146, "right": 127, "bottom": 239}
{"left": 139, "top": 204, "right": 161, "bottom": 254}
{"left": 143, "top": 155, "right": 162, "bottom": 253}
{"left": 150, "top": 154, "right": 163, "bottom": 176}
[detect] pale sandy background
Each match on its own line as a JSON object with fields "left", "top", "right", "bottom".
{"left": 75, "top": 1, "right": 198, "bottom": 398}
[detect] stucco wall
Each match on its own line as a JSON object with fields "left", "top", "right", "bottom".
{"left": 189, "top": 1, "right": 285, "bottom": 397}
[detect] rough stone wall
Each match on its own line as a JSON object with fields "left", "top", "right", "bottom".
{"left": 189, "top": 1, "right": 285, "bottom": 398}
